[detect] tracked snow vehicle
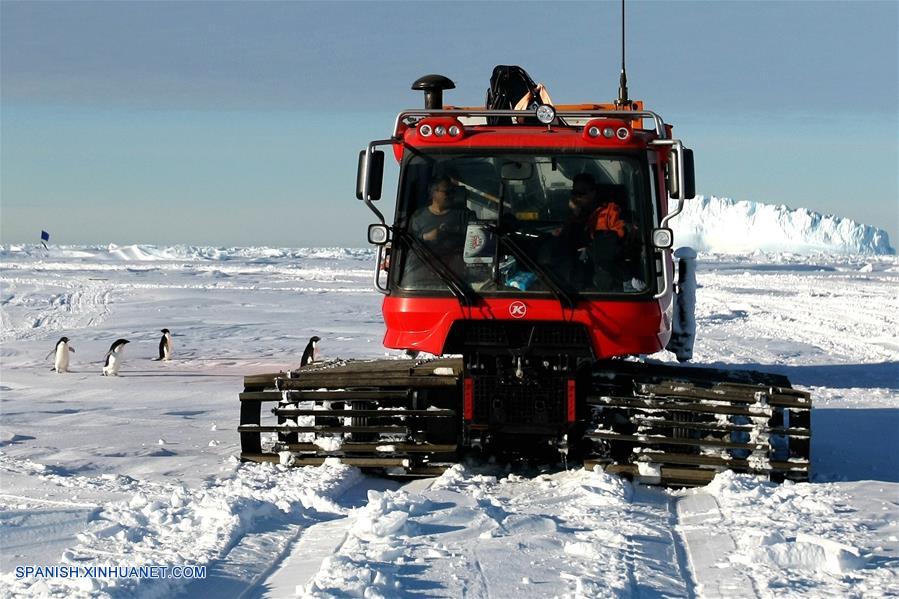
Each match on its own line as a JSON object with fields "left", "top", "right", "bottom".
{"left": 238, "top": 68, "right": 811, "bottom": 485}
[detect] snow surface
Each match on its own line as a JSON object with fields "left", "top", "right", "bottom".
{"left": 1, "top": 231, "right": 898, "bottom": 597}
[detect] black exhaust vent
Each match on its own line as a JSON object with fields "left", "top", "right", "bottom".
{"left": 411, "top": 74, "right": 455, "bottom": 109}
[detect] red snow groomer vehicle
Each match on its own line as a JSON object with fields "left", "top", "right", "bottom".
{"left": 239, "top": 67, "right": 811, "bottom": 485}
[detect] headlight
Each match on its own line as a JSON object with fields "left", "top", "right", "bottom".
{"left": 535, "top": 104, "right": 556, "bottom": 124}
{"left": 651, "top": 228, "right": 673, "bottom": 249}
{"left": 367, "top": 224, "right": 390, "bottom": 245}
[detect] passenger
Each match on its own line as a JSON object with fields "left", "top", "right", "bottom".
{"left": 588, "top": 187, "right": 643, "bottom": 291}
{"left": 552, "top": 173, "right": 599, "bottom": 288}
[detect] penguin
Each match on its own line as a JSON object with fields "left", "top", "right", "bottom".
{"left": 102, "top": 339, "right": 130, "bottom": 376}
{"left": 300, "top": 336, "right": 320, "bottom": 367}
{"left": 46, "top": 337, "right": 75, "bottom": 373}
{"left": 155, "top": 328, "right": 173, "bottom": 361}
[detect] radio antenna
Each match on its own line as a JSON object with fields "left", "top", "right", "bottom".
{"left": 616, "top": 0, "right": 630, "bottom": 107}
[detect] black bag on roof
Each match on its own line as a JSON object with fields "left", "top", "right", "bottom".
{"left": 485, "top": 65, "right": 541, "bottom": 125}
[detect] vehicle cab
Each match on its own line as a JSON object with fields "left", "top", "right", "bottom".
{"left": 357, "top": 76, "right": 695, "bottom": 361}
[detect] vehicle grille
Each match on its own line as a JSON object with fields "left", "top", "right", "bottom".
{"left": 472, "top": 375, "right": 566, "bottom": 425}
{"left": 447, "top": 321, "right": 591, "bottom": 355}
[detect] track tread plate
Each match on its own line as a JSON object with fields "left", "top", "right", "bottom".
{"left": 238, "top": 424, "right": 410, "bottom": 434}
{"left": 272, "top": 408, "right": 455, "bottom": 418}
{"left": 627, "top": 417, "right": 811, "bottom": 438}
{"left": 637, "top": 381, "right": 810, "bottom": 409}
{"left": 588, "top": 396, "right": 771, "bottom": 418}
{"left": 587, "top": 430, "right": 774, "bottom": 452}
{"left": 285, "top": 442, "right": 457, "bottom": 454}
{"left": 277, "top": 375, "right": 459, "bottom": 390}
{"left": 634, "top": 451, "right": 809, "bottom": 472}
{"left": 587, "top": 361, "right": 812, "bottom": 483}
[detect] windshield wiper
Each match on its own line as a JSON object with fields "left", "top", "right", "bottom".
{"left": 396, "top": 230, "right": 475, "bottom": 308}
{"left": 499, "top": 231, "right": 578, "bottom": 311}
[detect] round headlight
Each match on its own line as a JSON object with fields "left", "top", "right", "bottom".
{"left": 448, "top": 125, "right": 461, "bottom": 136}
{"left": 535, "top": 104, "right": 556, "bottom": 124}
{"left": 603, "top": 127, "right": 615, "bottom": 138}
{"left": 587, "top": 126, "right": 601, "bottom": 137}
{"left": 652, "top": 228, "right": 673, "bottom": 249}
{"left": 434, "top": 125, "right": 446, "bottom": 137}
{"left": 368, "top": 224, "right": 390, "bottom": 245}
{"left": 419, "top": 124, "right": 432, "bottom": 137}
{"left": 616, "top": 127, "right": 630, "bottom": 140}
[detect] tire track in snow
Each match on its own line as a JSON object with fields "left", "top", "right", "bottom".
{"left": 669, "top": 496, "right": 698, "bottom": 599}
{"left": 0, "top": 458, "right": 364, "bottom": 598}
{"left": 469, "top": 551, "right": 493, "bottom": 599}
{"left": 254, "top": 475, "right": 403, "bottom": 598}
{"left": 0, "top": 277, "right": 113, "bottom": 342}
{"left": 293, "top": 466, "right": 692, "bottom": 598}
{"left": 674, "top": 492, "right": 759, "bottom": 599}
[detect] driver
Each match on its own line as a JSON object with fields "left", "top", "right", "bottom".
{"left": 410, "top": 177, "right": 472, "bottom": 255}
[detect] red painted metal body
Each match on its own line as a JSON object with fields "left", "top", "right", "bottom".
{"left": 398, "top": 122, "right": 654, "bottom": 154}
{"left": 383, "top": 294, "right": 672, "bottom": 358}
{"left": 382, "top": 114, "right": 675, "bottom": 359}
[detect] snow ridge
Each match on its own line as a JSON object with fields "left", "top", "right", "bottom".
{"left": 0, "top": 244, "right": 374, "bottom": 263}
{"left": 671, "top": 196, "right": 895, "bottom": 255}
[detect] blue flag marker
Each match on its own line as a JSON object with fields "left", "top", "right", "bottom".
{"left": 40, "top": 230, "right": 49, "bottom": 250}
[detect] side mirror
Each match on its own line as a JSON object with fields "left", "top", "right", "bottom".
{"left": 651, "top": 227, "right": 673, "bottom": 249}
{"left": 367, "top": 223, "right": 390, "bottom": 245}
{"left": 667, "top": 147, "right": 696, "bottom": 200}
{"left": 500, "top": 161, "right": 533, "bottom": 181}
{"left": 667, "top": 152, "right": 679, "bottom": 199}
{"left": 682, "top": 148, "right": 695, "bottom": 200}
{"left": 356, "top": 149, "right": 385, "bottom": 201}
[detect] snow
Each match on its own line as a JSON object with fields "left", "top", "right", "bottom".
{"left": 1, "top": 229, "right": 898, "bottom": 597}
{"left": 672, "top": 195, "right": 895, "bottom": 255}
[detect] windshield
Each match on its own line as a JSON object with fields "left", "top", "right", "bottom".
{"left": 392, "top": 152, "right": 653, "bottom": 296}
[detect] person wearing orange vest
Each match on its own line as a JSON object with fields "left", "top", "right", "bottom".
{"left": 588, "top": 187, "right": 634, "bottom": 291}
{"left": 589, "top": 201, "right": 628, "bottom": 239}
{"left": 552, "top": 173, "right": 599, "bottom": 288}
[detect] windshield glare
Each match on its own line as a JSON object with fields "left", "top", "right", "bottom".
{"left": 394, "top": 153, "right": 652, "bottom": 296}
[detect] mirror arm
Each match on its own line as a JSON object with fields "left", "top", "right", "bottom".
{"left": 361, "top": 138, "right": 395, "bottom": 223}
{"left": 649, "top": 139, "right": 687, "bottom": 299}
{"left": 365, "top": 198, "right": 385, "bottom": 225}
{"left": 373, "top": 243, "right": 389, "bottom": 294}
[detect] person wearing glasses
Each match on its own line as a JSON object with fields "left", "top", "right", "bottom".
{"left": 410, "top": 177, "right": 472, "bottom": 253}
{"left": 402, "top": 176, "right": 475, "bottom": 288}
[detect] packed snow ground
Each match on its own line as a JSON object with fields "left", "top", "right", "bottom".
{"left": 1, "top": 243, "right": 897, "bottom": 598}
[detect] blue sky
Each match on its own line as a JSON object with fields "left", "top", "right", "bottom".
{"left": 2, "top": 1, "right": 896, "bottom": 247}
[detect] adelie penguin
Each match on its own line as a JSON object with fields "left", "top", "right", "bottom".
{"left": 46, "top": 336, "right": 75, "bottom": 373}
{"left": 155, "top": 328, "right": 173, "bottom": 361}
{"left": 300, "top": 336, "right": 321, "bottom": 367}
{"left": 102, "top": 339, "right": 130, "bottom": 376}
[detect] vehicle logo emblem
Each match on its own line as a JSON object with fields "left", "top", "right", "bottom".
{"left": 509, "top": 301, "right": 527, "bottom": 319}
